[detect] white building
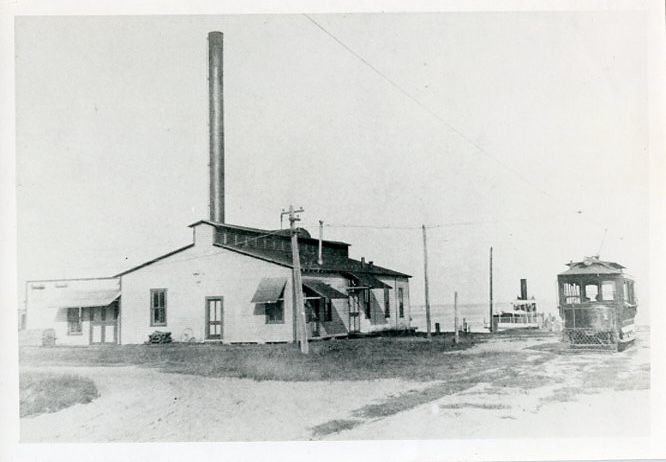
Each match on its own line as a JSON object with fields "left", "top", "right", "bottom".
{"left": 24, "top": 220, "right": 411, "bottom": 345}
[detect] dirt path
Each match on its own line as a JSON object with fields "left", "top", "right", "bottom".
{"left": 322, "top": 332, "right": 650, "bottom": 440}
{"left": 20, "top": 366, "right": 429, "bottom": 442}
{"left": 20, "top": 331, "right": 650, "bottom": 442}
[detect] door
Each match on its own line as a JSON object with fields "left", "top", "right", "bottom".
{"left": 205, "top": 297, "right": 223, "bottom": 340}
{"left": 307, "top": 298, "right": 321, "bottom": 337}
{"left": 349, "top": 293, "right": 360, "bottom": 332}
{"left": 89, "top": 303, "right": 118, "bottom": 344}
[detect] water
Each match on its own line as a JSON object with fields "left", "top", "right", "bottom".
{"left": 410, "top": 302, "right": 547, "bottom": 333}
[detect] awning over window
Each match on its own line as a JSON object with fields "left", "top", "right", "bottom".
{"left": 302, "top": 279, "right": 348, "bottom": 299}
{"left": 251, "top": 277, "right": 287, "bottom": 303}
{"left": 48, "top": 289, "right": 120, "bottom": 309}
{"left": 345, "top": 272, "right": 392, "bottom": 290}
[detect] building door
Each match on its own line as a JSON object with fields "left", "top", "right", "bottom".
{"left": 90, "top": 303, "right": 118, "bottom": 344}
{"left": 205, "top": 297, "right": 223, "bottom": 340}
{"left": 306, "top": 298, "right": 321, "bottom": 338}
{"left": 349, "top": 294, "right": 360, "bottom": 332}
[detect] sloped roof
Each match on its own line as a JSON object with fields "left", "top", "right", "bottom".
{"left": 188, "top": 220, "right": 349, "bottom": 246}
{"left": 114, "top": 244, "right": 195, "bottom": 277}
{"left": 559, "top": 256, "right": 625, "bottom": 276}
{"left": 212, "top": 242, "right": 411, "bottom": 278}
{"left": 115, "top": 221, "right": 410, "bottom": 279}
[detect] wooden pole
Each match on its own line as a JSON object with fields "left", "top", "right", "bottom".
{"left": 422, "top": 225, "right": 432, "bottom": 340}
{"left": 489, "top": 246, "right": 494, "bottom": 333}
{"left": 284, "top": 205, "right": 308, "bottom": 354}
{"left": 454, "top": 291, "right": 459, "bottom": 344}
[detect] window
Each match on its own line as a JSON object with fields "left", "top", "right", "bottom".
{"left": 150, "top": 289, "right": 167, "bottom": 326}
{"left": 624, "top": 280, "right": 636, "bottom": 304}
{"left": 398, "top": 288, "right": 404, "bottom": 318}
{"left": 67, "top": 308, "right": 82, "bottom": 335}
{"left": 584, "top": 284, "right": 600, "bottom": 302}
{"left": 384, "top": 288, "right": 391, "bottom": 318}
{"left": 363, "top": 290, "right": 371, "bottom": 319}
{"left": 265, "top": 301, "right": 284, "bottom": 324}
{"left": 601, "top": 281, "right": 615, "bottom": 301}
{"left": 562, "top": 282, "right": 581, "bottom": 304}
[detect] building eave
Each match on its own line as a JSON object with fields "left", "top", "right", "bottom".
{"left": 212, "top": 243, "right": 293, "bottom": 268}
{"left": 114, "top": 244, "right": 196, "bottom": 277}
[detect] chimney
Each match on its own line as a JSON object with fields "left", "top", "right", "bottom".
{"left": 208, "top": 31, "right": 225, "bottom": 223}
{"left": 520, "top": 279, "right": 528, "bottom": 301}
{"left": 317, "top": 220, "right": 324, "bottom": 265}
{"left": 361, "top": 257, "right": 366, "bottom": 267}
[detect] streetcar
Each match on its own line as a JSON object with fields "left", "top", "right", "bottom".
{"left": 557, "top": 256, "right": 637, "bottom": 350}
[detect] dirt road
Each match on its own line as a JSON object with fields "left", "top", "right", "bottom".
{"left": 325, "top": 332, "right": 650, "bottom": 440}
{"left": 20, "top": 331, "right": 650, "bottom": 442}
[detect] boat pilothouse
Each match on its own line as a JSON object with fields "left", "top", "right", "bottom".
{"left": 557, "top": 256, "right": 637, "bottom": 350}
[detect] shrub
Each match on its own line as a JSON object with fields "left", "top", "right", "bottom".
{"left": 20, "top": 372, "right": 99, "bottom": 417}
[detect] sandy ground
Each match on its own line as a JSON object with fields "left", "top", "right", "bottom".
{"left": 327, "top": 332, "right": 651, "bottom": 440}
{"left": 20, "top": 331, "right": 650, "bottom": 443}
{"left": 20, "top": 367, "right": 427, "bottom": 442}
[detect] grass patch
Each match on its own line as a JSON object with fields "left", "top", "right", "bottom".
{"left": 492, "top": 373, "right": 559, "bottom": 389}
{"left": 353, "top": 381, "right": 472, "bottom": 419}
{"left": 439, "top": 402, "right": 509, "bottom": 410}
{"left": 311, "top": 419, "right": 362, "bottom": 437}
{"left": 20, "top": 334, "right": 484, "bottom": 382}
{"left": 20, "top": 371, "right": 99, "bottom": 417}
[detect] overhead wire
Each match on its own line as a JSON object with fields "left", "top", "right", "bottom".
{"left": 303, "top": 14, "right": 559, "bottom": 202}
{"left": 302, "top": 14, "right": 611, "bottom": 240}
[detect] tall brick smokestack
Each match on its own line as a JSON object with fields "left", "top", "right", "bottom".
{"left": 208, "top": 31, "right": 225, "bottom": 223}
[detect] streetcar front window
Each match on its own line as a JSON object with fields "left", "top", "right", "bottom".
{"left": 584, "top": 284, "right": 599, "bottom": 302}
{"left": 601, "top": 281, "right": 615, "bottom": 301}
{"left": 562, "top": 282, "right": 582, "bottom": 304}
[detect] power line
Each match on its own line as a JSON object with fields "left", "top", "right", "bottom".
{"left": 302, "top": 15, "right": 615, "bottom": 243}
{"left": 302, "top": 14, "right": 559, "bottom": 202}
{"left": 303, "top": 208, "right": 584, "bottom": 231}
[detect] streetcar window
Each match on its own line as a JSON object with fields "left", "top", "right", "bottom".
{"left": 562, "top": 282, "right": 582, "bottom": 304}
{"left": 584, "top": 284, "right": 599, "bottom": 302}
{"left": 624, "top": 280, "right": 635, "bottom": 304}
{"left": 601, "top": 281, "right": 615, "bottom": 301}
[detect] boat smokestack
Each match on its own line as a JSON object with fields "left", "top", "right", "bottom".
{"left": 208, "top": 31, "right": 225, "bottom": 223}
{"left": 520, "top": 278, "right": 528, "bottom": 300}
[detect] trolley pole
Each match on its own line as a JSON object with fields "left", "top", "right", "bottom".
{"left": 422, "top": 225, "right": 432, "bottom": 340}
{"left": 282, "top": 205, "right": 308, "bottom": 354}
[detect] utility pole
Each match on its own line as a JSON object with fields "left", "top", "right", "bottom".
{"left": 281, "top": 205, "right": 308, "bottom": 354}
{"left": 454, "top": 291, "right": 459, "bottom": 345}
{"left": 489, "top": 246, "right": 494, "bottom": 334}
{"left": 422, "top": 225, "right": 432, "bottom": 340}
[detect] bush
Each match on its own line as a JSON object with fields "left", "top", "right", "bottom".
{"left": 20, "top": 372, "right": 99, "bottom": 417}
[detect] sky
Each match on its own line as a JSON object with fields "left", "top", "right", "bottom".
{"left": 14, "top": 11, "right": 651, "bottom": 320}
